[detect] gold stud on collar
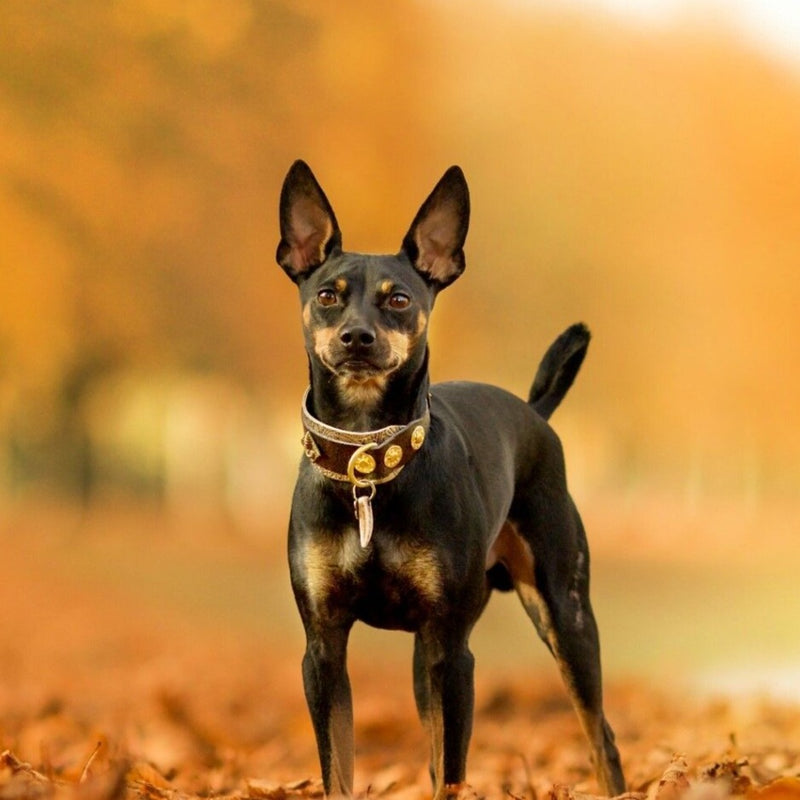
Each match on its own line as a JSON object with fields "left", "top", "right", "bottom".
{"left": 352, "top": 451, "right": 377, "bottom": 475}
{"left": 410, "top": 425, "right": 426, "bottom": 450}
{"left": 384, "top": 445, "right": 403, "bottom": 468}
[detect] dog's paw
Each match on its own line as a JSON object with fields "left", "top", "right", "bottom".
{"left": 441, "top": 782, "right": 481, "bottom": 800}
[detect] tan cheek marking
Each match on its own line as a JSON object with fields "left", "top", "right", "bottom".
{"left": 302, "top": 302, "right": 312, "bottom": 328}
{"left": 416, "top": 310, "right": 428, "bottom": 337}
{"left": 313, "top": 326, "right": 337, "bottom": 360}
{"left": 385, "top": 330, "right": 411, "bottom": 363}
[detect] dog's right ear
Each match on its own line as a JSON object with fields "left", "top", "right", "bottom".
{"left": 276, "top": 161, "right": 342, "bottom": 283}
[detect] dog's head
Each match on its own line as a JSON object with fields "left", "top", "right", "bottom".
{"left": 277, "top": 161, "right": 469, "bottom": 412}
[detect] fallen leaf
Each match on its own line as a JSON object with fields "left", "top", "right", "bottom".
{"left": 246, "top": 778, "right": 287, "bottom": 800}
{"left": 748, "top": 778, "right": 800, "bottom": 800}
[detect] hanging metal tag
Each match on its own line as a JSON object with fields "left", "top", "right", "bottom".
{"left": 353, "top": 482, "right": 376, "bottom": 548}
{"left": 355, "top": 493, "right": 374, "bottom": 548}
{"left": 347, "top": 442, "right": 378, "bottom": 548}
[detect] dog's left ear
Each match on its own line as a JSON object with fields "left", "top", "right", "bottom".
{"left": 402, "top": 166, "right": 470, "bottom": 290}
{"left": 277, "top": 160, "right": 342, "bottom": 283}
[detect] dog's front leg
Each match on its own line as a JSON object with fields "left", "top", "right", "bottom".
{"left": 302, "top": 624, "right": 355, "bottom": 798}
{"left": 414, "top": 629, "right": 475, "bottom": 800}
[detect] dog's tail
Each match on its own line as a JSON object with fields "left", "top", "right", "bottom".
{"left": 528, "top": 322, "right": 590, "bottom": 420}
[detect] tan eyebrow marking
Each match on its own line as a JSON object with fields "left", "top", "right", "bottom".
{"left": 379, "top": 279, "right": 394, "bottom": 295}
{"left": 334, "top": 277, "right": 348, "bottom": 292}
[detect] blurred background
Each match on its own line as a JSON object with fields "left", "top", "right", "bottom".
{"left": 1, "top": 0, "right": 799, "bottom": 688}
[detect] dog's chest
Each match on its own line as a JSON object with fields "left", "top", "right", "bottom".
{"left": 300, "top": 529, "right": 443, "bottom": 629}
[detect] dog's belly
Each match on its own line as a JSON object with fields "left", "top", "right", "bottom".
{"left": 299, "top": 529, "right": 444, "bottom": 632}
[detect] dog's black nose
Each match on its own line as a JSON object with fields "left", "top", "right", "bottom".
{"left": 340, "top": 326, "right": 375, "bottom": 349}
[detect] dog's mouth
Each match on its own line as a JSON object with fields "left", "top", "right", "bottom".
{"left": 313, "top": 328, "right": 413, "bottom": 384}
{"left": 336, "top": 357, "right": 390, "bottom": 378}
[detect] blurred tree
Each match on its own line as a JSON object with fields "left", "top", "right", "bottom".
{"left": 1, "top": 0, "right": 799, "bottom": 504}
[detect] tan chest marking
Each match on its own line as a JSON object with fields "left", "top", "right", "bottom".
{"left": 302, "top": 536, "right": 442, "bottom": 606}
{"left": 382, "top": 541, "right": 442, "bottom": 605}
{"left": 303, "top": 532, "right": 368, "bottom": 602}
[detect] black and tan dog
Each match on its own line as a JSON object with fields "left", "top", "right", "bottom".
{"left": 277, "top": 161, "right": 625, "bottom": 799}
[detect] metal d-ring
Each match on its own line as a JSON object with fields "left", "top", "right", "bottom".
{"left": 346, "top": 441, "right": 379, "bottom": 488}
{"left": 351, "top": 480, "right": 376, "bottom": 505}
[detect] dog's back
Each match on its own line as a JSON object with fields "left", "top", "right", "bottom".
{"left": 426, "top": 320, "right": 590, "bottom": 526}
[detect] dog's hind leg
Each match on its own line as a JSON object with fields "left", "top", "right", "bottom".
{"left": 302, "top": 623, "right": 355, "bottom": 798}
{"left": 521, "top": 580, "right": 624, "bottom": 796}
{"left": 507, "top": 508, "right": 625, "bottom": 796}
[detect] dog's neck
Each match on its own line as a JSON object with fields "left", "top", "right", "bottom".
{"left": 307, "top": 347, "right": 430, "bottom": 432}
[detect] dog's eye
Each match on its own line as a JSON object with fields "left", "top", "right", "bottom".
{"left": 388, "top": 292, "right": 410, "bottom": 310}
{"left": 317, "top": 289, "right": 337, "bottom": 307}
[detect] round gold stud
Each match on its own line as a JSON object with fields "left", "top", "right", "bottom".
{"left": 352, "top": 451, "right": 377, "bottom": 475}
{"left": 384, "top": 445, "right": 403, "bottom": 469}
{"left": 410, "top": 425, "right": 426, "bottom": 450}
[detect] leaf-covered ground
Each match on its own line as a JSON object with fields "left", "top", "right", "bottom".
{"left": 1, "top": 505, "right": 799, "bottom": 800}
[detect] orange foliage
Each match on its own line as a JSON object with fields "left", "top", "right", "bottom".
{"left": 1, "top": 0, "right": 799, "bottom": 499}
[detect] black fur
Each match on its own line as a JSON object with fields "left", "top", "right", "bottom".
{"left": 277, "top": 161, "right": 625, "bottom": 800}
{"left": 529, "top": 322, "right": 591, "bottom": 420}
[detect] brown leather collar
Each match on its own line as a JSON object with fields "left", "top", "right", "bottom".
{"left": 300, "top": 388, "right": 430, "bottom": 485}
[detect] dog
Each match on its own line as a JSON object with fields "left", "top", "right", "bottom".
{"left": 276, "top": 160, "right": 625, "bottom": 799}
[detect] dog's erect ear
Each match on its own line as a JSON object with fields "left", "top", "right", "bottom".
{"left": 277, "top": 160, "right": 342, "bottom": 282}
{"left": 401, "top": 166, "right": 469, "bottom": 290}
